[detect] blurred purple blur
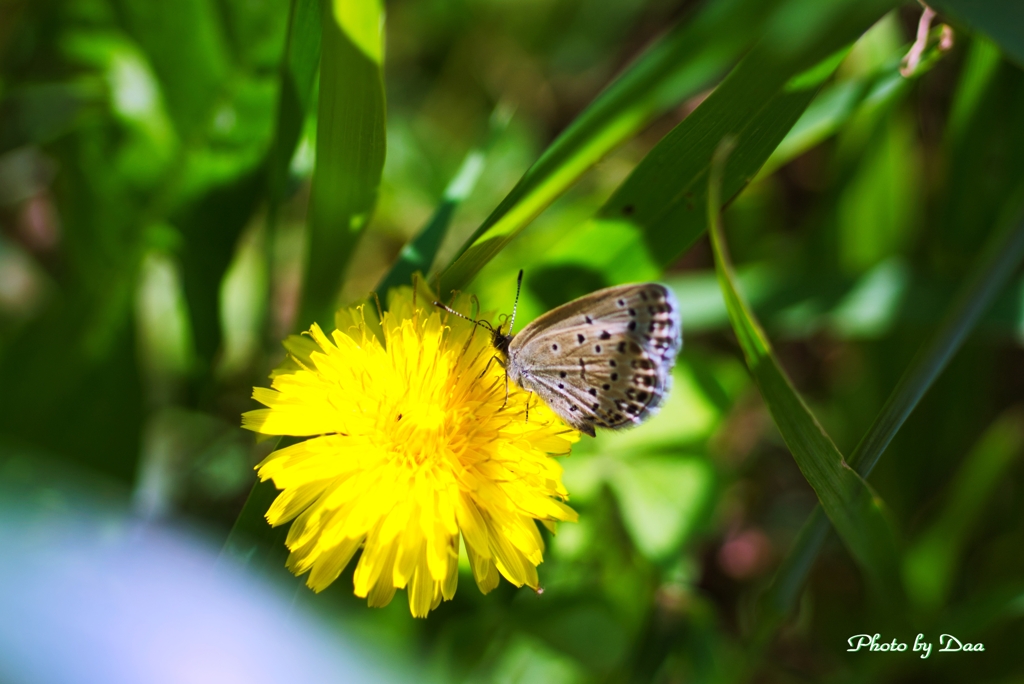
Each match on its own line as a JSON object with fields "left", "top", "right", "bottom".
{"left": 0, "top": 454, "right": 410, "bottom": 684}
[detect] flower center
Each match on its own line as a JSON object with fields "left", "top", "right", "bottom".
{"left": 389, "top": 400, "right": 447, "bottom": 464}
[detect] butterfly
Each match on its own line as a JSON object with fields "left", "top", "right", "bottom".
{"left": 437, "top": 271, "right": 682, "bottom": 436}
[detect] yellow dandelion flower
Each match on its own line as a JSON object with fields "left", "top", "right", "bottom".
{"left": 241, "top": 285, "right": 579, "bottom": 617}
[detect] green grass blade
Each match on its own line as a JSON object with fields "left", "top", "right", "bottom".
{"left": 299, "top": 0, "right": 386, "bottom": 329}
{"left": 760, "top": 24, "right": 951, "bottom": 178}
{"left": 753, "top": 506, "right": 831, "bottom": 637}
{"left": 848, "top": 211, "right": 1024, "bottom": 478}
{"left": 944, "top": 36, "right": 1001, "bottom": 149}
{"left": 266, "top": 0, "right": 321, "bottom": 207}
{"left": 751, "top": 194, "right": 1024, "bottom": 649}
{"left": 435, "top": 0, "right": 788, "bottom": 295}
{"left": 220, "top": 466, "right": 293, "bottom": 580}
{"left": 220, "top": 436, "right": 310, "bottom": 588}
{"left": 593, "top": 0, "right": 898, "bottom": 274}
{"left": 375, "top": 106, "right": 512, "bottom": 297}
{"left": 708, "top": 139, "right": 903, "bottom": 600}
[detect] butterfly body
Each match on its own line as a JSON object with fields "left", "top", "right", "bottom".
{"left": 498, "top": 283, "right": 682, "bottom": 436}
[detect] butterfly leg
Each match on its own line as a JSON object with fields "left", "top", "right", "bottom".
{"left": 525, "top": 390, "right": 532, "bottom": 424}
{"left": 503, "top": 368, "right": 510, "bottom": 409}
{"left": 478, "top": 353, "right": 506, "bottom": 380}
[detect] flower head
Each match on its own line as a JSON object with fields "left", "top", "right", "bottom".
{"left": 242, "top": 285, "right": 578, "bottom": 617}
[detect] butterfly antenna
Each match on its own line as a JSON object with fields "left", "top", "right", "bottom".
{"left": 508, "top": 269, "right": 524, "bottom": 335}
{"left": 432, "top": 301, "right": 495, "bottom": 333}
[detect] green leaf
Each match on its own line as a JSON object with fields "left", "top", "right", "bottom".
{"left": 564, "top": 354, "right": 740, "bottom": 559}
{"left": 607, "top": 455, "right": 715, "bottom": 561}
{"left": 488, "top": 634, "right": 588, "bottom": 684}
{"left": 836, "top": 112, "right": 921, "bottom": 273}
{"left": 668, "top": 257, "right": 1024, "bottom": 342}
{"left": 118, "top": 0, "right": 231, "bottom": 139}
{"left": 847, "top": 202, "right": 1024, "bottom": 481}
{"left": 299, "top": 0, "right": 386, "bottom": 329}
{"left": 597, "top": 361, "right": 733, "bottom": 453}
{"left": 707, "top": 139, "right": 903, "bottom": 599}
{"left": 934, "top": 0, "right": 1024, "bottom": 69}
{"left": 435, "top": 0, "right": 791, "bottom": 295}
{"left": 667, "top": 258, "right": 912, "bottom": 339}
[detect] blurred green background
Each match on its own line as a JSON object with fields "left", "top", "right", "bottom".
{"left": 3, "top": 0, "right": 1024, "bottom": 681}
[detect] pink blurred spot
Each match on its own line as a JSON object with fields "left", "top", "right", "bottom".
{"left": 18, "top": 192, "right": 61, "bottom": 251}
{"left": 717, "top": 528, "right": 773, "bottom": 580}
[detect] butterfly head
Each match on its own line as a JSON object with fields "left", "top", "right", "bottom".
{"left": 433, "top": 269, "right": 523, "bottom": 358}
{"left": 491, "top": 322, "right": 513, "bottom": 356}
{"left": 492, "top": 269, "right": 524, "bottom": 355}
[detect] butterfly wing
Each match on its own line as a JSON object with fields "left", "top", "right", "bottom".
{"left": 507, "top": 283, "right": 681, "bottom": 434}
